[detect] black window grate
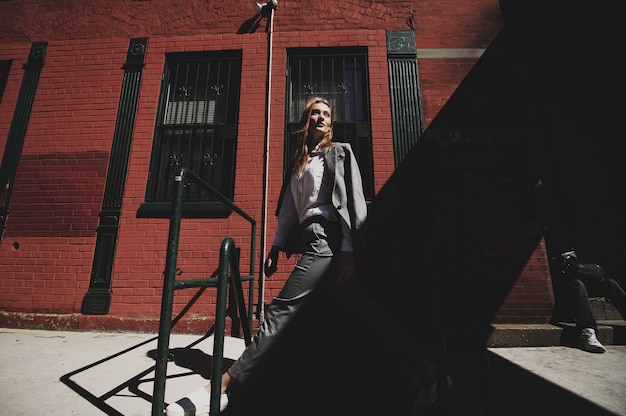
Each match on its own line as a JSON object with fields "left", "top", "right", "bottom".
{"left": 146, "top": 51, "right": 241, "bottom": 203}
{"left": 285, "top": 48, "right": 373, "bottom": 200}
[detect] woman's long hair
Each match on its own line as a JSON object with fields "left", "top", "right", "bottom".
{"left": 291, "top": 96, "right": 334, "bottom": 174}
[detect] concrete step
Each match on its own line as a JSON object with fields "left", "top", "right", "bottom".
{"left": 488, "top": 320, "right": 626, "bottom": 347}
{"left": 445, "top": 297, "right": 625, "bottom": 348}
{"left": 487, "top": 296, "right": 625, "bottom": 347}
{"left": 590, "top": 296, "right": 622, "bottom": 320}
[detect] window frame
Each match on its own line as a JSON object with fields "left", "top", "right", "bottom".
{"left": 0, "top": 60, "right": 11, "bottom": 104}
{"left": 284, "top": 47, "right": 374, "bottom": 201}
{"left": 139, "top": 50, "right": 242, "bottom": 218}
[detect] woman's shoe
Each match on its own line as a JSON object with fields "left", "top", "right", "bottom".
{"left": 412, "top": 360, "right": 453, "bottom": 415}
{"left": 165, "top": 386, "right": 229, "bottom": 416}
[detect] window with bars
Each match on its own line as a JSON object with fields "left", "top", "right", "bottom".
{"left": 285, "top": 47, "right": 374, "bottom": 200}
{"left": 0, "top": 60, "right": 11, "bottom": 104}
{"left": 143, "top": 50, "right": 241, "bottom": 215}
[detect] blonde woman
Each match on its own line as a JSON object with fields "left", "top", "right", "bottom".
{"left": 166, "top": 97, "right": 441, "bottom": 415}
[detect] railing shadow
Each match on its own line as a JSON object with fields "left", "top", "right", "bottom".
{"left": 59, "top": 336, "right": 236, "bottom": 416}
{"left": 59, "top": 285, "right": 231, "bottom": 415}
{"left": 59, "top": 334, "right": 158, "bottom": 416}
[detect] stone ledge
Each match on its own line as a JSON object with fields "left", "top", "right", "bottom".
{"left": 1, "top": 312, "right": 623, "bottom": 348}
{"left": 0, "top": 311, "right": 220, "bottom": 335}
{"left": 488, "top": 321, "right": 626, "bottom": 347}
{"left": 488, "top": 324, "right": 563, "bottom": 347}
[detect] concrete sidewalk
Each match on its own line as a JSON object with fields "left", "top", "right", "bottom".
{"left": 1, "top": 327, "right": 624, "bottom": 415}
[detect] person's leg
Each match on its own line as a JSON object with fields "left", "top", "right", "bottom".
{"left": 227, "top": 250, "right": 332, "bottom": 384}
{"left": 228, "top": 220, "right": 336, "bottom": 383}
{"left": 331, "top": 278, "right": 426, "bottom": 387}
{"left": 166, "top": 221, "right": 334, "bottom": 415}
{"left": 569, "top": 278, "right": 597, "bottom": 331}
{"left": 569, "top": 278, "right": 605, "bottom": 353}
{"left": 602, "top": 277, "right": 626, "bottom": 320}
{"left": 330, "top": 277, "right": 447, "bottom": 415}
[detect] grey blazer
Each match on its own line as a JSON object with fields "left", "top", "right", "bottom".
{"left": 276, "top": 142, "right": 368, "bottom": 255}
{"left": 323, "top": 142, "right": 368, "bottom": 253}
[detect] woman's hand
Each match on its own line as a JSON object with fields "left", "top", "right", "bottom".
{"left": 264, "top": 245, "right": 280, "bottom": 277}
{"left": 336, "top": 251, "right": 355, "bottom": 284}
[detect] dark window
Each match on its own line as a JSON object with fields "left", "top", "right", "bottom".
{"left": 143, "top": 50, "right": 241, "bottom": 214}
{"left": 0, "top": 60, "right": 12, "bottom": 104}
{"left": 285, "top": 47, "right": 373, "bottom": 200}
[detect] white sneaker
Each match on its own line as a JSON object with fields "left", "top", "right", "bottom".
{"left": 580, "top": 328, "right": 606, "bottom": 353}
{"left": 412, "top": 375, "right": 453, "bottom": 415}
{"left": 412, "top": 360, "right": 453, "bottom": 415}
{"left": 165, "top": 386, "right": 229, "bottom": 416}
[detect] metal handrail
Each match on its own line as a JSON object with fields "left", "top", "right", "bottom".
{"left": 151, "top": 167, "right": 256, "bottom": 416}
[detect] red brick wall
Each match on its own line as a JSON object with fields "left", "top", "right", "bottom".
{"left": 0, "top": 0, "right": 552, "bottom": 332}
{"left": 0, "top": 38, "right": 128, "bottom": 314}
{"left": 115, "top": 32, "right": 298, "bottom": 320}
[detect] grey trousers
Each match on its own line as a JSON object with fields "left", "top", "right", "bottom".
{"left": 227, "top": 217, "right": 425, "bottom": 389}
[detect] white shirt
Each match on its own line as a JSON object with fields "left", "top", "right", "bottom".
{"left": 273, "top": 150, "right": 353, "bottom": 252}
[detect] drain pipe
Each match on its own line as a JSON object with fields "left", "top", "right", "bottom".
{"left": 257, "top": 0, "right": 278, "bottom": 325}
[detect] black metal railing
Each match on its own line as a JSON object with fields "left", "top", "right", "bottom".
{"left": 151, "top": 167, "right": 256, "bottom": 416}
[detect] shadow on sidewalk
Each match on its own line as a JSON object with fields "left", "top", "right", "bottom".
{"left": 485, "top": 351, "right": 617, "bottom": 416}
{"left": 59, "top": 334, "right": 160, "bottom": 416}
{"left": 59, "top": 332, "right": 238, "bottom": 416}
{"left": 57, "top": 324, "right": 618, "bottom": 416}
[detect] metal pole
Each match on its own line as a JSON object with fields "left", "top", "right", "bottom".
{"left": 151, "top": 169, "right": 185, "bottom": 416}
{"left": 258, "top": 0, "right": 277, "bottom": 325}
{"left": 209, "top": 238, "right": 233, "bottom": 416}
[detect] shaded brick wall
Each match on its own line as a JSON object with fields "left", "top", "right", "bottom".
{"left": 0, "top": 0, "right": 553, "bottom": 333}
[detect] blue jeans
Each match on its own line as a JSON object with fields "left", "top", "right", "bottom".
{"left": 227, "top": 217, "right": 425, "bottom": 389}
{"left": 567, "top": 276, "right": 626, "bottom": 331}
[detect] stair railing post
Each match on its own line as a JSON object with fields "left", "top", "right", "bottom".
{"left": 151, "top": 168, "right": 186, "bottom": 416}
{"left": 208, "top": 237, "right": 232, "bottom": 415}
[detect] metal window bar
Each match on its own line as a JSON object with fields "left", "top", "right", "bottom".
{"left": 0, "top": 60, "right": 12, "bottom": 104}
{"left": 151, "top": 167, "right": 256, "bottom": 416}
{"left": 285, "top": 51, "right": 374, "bottom": 199}
{"left": 150, "top": 56, "right": 239, "bottom": 203}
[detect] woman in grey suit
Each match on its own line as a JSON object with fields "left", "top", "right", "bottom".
{"left": 166, "top": 97, "right": 440, "bottom": 416}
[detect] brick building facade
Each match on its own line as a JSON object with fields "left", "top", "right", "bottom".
{"left": 3, "top": 0, "right": 615, "bottom": 340}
